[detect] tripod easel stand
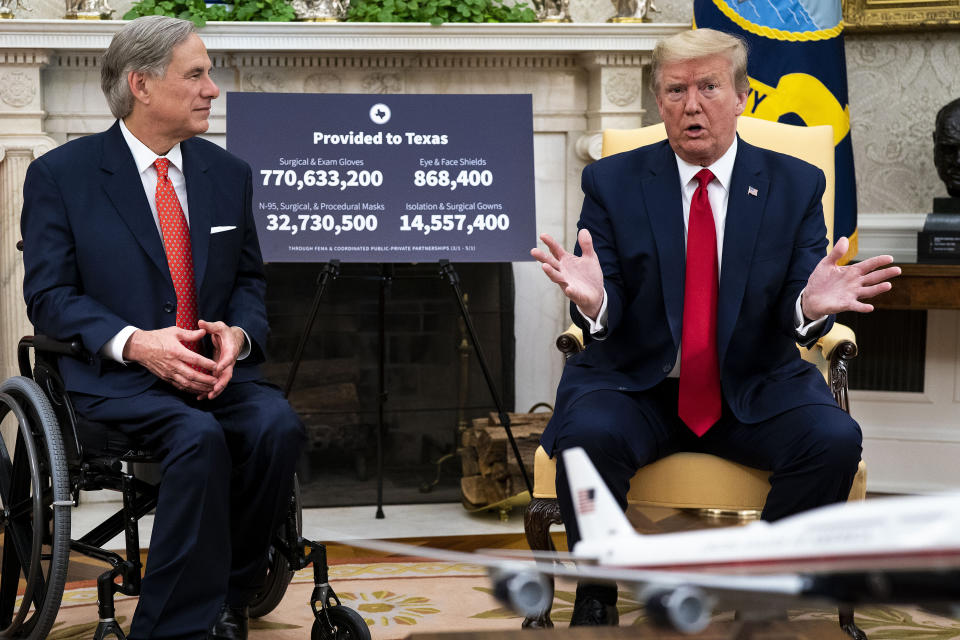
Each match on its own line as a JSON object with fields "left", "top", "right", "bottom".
{"left": 283, "top": 259, "right": 533, "bottom": 519}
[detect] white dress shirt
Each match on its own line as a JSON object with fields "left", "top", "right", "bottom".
{"left": 100, "top": 120, "right": 250, "bottom": 363}
{"left": 578, "top": 138, "right": 826, "bottom": 376}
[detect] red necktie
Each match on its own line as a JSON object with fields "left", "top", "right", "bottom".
{"left": 678, "top": 168, "right": 721, "bottom": 437}
{"left": 154, "top": 158, "right": 201, "bottom": 354}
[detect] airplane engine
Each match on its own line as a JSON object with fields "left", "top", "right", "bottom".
{"left": 488, "top": 566, "right": 552, "bottom": 618}
{"left": 642, "top": 585, "right": 712, "bottom": 634}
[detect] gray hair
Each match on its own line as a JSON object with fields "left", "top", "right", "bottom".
{"left": 651, "top": 28, "right": 749, "bottom": 95}
{"left": 100, "top": 16, "right": 197, "bottom": 120}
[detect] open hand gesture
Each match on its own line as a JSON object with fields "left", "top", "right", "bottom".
{"left": 801, "top": 237, "right": 901, "bottom": 319}
{"left": 530, "top": 229, "right": 605, "bottom": 320}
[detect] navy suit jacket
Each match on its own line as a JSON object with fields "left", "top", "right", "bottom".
{"left": 542, "top": 137, "right": 839, "bottom": 452}
{"left": 21, "top": 121, "right": 267, "bottom": 398}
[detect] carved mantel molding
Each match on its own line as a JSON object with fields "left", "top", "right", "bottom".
{"left": 0, "top": 19, "right": 688, "bottom": 53}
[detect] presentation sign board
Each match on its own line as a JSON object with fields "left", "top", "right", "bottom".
{"left": 227, "top": 93, "right": 536, "bottom": 263}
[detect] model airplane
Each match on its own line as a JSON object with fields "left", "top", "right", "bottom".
{"left": 344, "top": 447, "right": 960, "bottom": 633}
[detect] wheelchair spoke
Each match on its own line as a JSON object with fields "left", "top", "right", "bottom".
{"left": 7, "top": 518, "right": 35, "bottom": 573}
{"left": 0, "top": 519, "right": 39, "bottom": 634}
{"left": 5, "top": 493, "right": 37, "bottom": 521}
{"left": 2, "top": 465, "right": 54, "bottom": 524}
{"left": 0, "top": 393, "right": 20, "bottom": 512}
{"left": 28, "top": 557, "right": 48, "bottom": 615}
{"left": 0, "top": 449, "right": 12, "bottom": 511}
{"left": 0, "top": 531, "right": 22, "bottom": 627}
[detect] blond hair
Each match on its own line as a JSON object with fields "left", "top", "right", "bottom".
{"left": 651, "top": 28, "right": 749, "bottom": 94}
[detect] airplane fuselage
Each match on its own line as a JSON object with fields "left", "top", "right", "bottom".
{"left": 574, "top": 493, "right": 960, "bottom": 575}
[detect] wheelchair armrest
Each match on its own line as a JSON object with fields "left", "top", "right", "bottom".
{"left": 18, "top": 335, "right": 93, "bottom": 374}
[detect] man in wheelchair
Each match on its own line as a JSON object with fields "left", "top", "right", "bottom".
{"left": 19, "top": 16, "right": 306, "bottom": 640}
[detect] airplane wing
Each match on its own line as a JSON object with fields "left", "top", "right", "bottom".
{"left": 340, "top": 536, "right": 822, "bottom": 633}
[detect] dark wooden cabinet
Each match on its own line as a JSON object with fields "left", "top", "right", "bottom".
{"left": 872, "top": 263, "right": 960, "bottom": 310}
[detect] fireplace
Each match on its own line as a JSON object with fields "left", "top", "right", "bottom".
{"left": 262, "top": 262, "right": 515, "bottom": 508}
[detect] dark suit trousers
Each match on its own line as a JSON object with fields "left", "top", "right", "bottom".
{"left": 552, "top": 379, "right": 862, "bottom": 550}
{"left": 72, "top": 380, "right": 306, "bottom": 640}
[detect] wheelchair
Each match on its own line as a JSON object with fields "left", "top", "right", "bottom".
{"left": 0, "top": 335, "right": 370, "bottom": 640}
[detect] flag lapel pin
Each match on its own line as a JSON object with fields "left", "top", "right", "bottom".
{"left": 747, "top": 186, "right": 758, "bottom": 197}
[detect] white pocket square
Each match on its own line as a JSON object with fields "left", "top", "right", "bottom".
{"left": 210, "top": 225, "right": 237, "bottom": 234}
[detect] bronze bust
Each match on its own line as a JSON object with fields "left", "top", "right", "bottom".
{"left": 934, "top": 97, "right": 960, "bottom": 198}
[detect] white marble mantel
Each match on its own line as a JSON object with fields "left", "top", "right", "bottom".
{"left": 1, "top": 19, "right": 687, "bottom": 51}
{"left": 0, "top": 20, "right": 686, "bottom": 415}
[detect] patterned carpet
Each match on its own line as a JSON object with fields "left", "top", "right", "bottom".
{"left": 48, "top": 558, "right": 960, "bottom": 639}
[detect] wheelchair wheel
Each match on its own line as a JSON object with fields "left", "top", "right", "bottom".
{"left": 0, "top": 376, "right": 71, "bottom": 639}
{"left": 249, "top": 474, "right": 301, "bottom": 618}
{"left": 311, "top": 605, "right": 371, "bottom": 640}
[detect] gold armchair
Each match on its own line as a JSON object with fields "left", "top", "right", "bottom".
{"left": 523, "top": 117, "right": 866, "bottom": 637}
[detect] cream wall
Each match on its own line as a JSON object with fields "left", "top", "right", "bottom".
{"left": 848, "top": 32, "right": 960, "bottom": 214}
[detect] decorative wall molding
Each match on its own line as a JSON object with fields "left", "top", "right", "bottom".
{"left": 851, "top": 389, "right": 933, "bottom": 405}
{"left": 0, "top": 20, "right": 688, "bottom": 53}
{"left": 603, "top": 69, "right": 641, "bottom": 107}
{"left": 0, "top": 51, "right": 51, "bottom": 66}
{"left": 580, "top": 52, "right": 649, "bottom": 67}
{"left": 856, "top": 212, "right": 926, "bottom": 263}
{"left": 0, "top": 136, "right": 57, "bottom": 159}
{"left": 844, "top": 0, "right": 960, "bottom": 31}
{"left": 575, "top": 131, "right": 603, "bottom": 161}
{"left": 866, "top": 424, "right": 960, "bottom": 444}
{"left": 229, "top": 53, "right": 583, "bottom": 70}
{"left": 0, "top": 72, "right": 37, "bottom": 109}
{"left": 51, "top": 54, "right": 101, "bottom": 69}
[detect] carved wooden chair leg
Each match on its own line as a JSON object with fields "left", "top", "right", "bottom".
{"left": 839, "top": 605, "right": 867, "bottom": 640}
{"left": 522, "top": 497, "right": 563, "bottom": 628}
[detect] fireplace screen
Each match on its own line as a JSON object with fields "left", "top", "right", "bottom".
{"left": 262, "top": 262, "right": 515, "bottom": 508}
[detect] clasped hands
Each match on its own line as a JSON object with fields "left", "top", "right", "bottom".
{"left": 123, "top": 319, "right": 244, "bottom": 400}
{"left": 531, "top": 231, "right": 901, "bottom": 322}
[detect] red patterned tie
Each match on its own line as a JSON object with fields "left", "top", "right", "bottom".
{"left": 154, "top": 158, "right": 201, "bottom": 354}
{"left": 678, "top": 168, "right": 722, "bottom": 437}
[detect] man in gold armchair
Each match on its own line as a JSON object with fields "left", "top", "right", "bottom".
{"left": 531, "top": 28, "right": 899, "bottom": 626}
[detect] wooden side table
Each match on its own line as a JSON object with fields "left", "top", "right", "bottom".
{"left": 872, "top": 263, "right": 960, "bottom": 310}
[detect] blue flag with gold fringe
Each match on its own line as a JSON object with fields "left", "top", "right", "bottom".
{"left": 694, "top": 0, "right": 857, "bottom": 262}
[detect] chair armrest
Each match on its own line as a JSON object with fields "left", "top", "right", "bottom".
{"left": 817, "top": 323, "right": 857, "bottom": 360}
{"left": 810, "top": 323, "right": 857, "bottom": 414}
{"left": 555, "top": 324, "right": 584, "bottom": 355}
{"left": 18, "top": 335, "right": 93, "bottom": 377}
